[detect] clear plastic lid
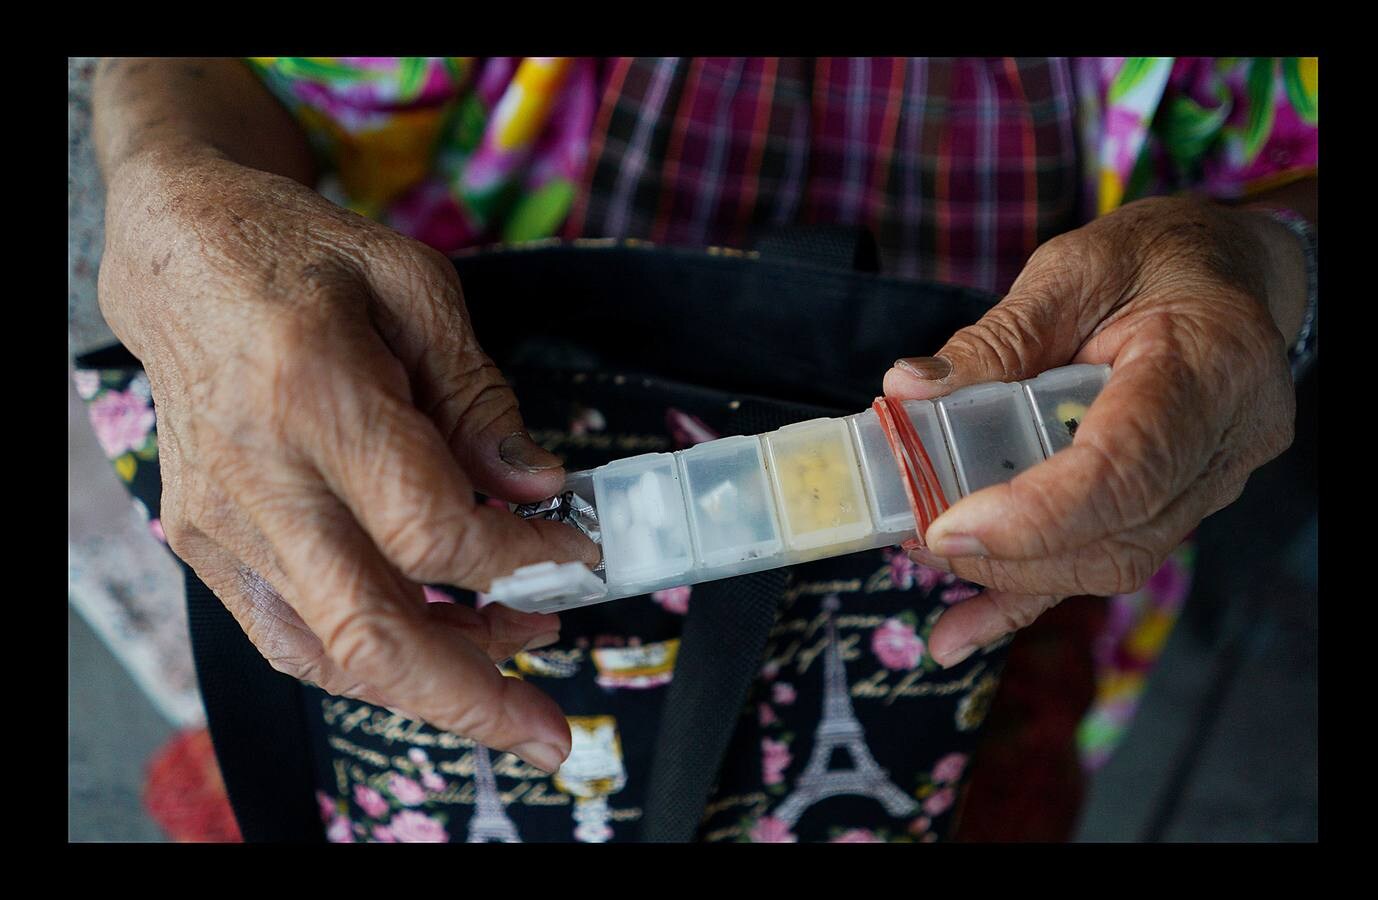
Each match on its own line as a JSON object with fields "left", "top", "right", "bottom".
{"left": 763, "top": 418, "right": 874, "bottom": 551}
{"left": 1021, "top": 363, "right": 1111, "bottom": 456}
{"left": 848, "top": 410, "right": 917, "bottom": 539}
{"left": 678, "top": 435, "right": 785, "bottom": 574}
{"left": 935, "top": 381, "right": 1046, "bottom": 495}
{"left": 592, "top": 453, "right": 695, "bottom": 589}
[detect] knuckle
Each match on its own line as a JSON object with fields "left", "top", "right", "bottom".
{"left": 377, "top": 510, "right": 468, "bottom": 582}
{"left": 1089, "top": 539, "right": 1159, "bottom": 595}
{"left": 958, "top": 318, "right": 1033, "bottom": 381}
{"left": 323, "top": 607, "right": 408, "bottom": 685}
{"left": 161, "top": 514, "right": 197, "bottom": 557}
{"left": 989, "top": 592, "right": 1042, "bottom": 632}
{"left": 1078, "top": 433, "right": 1169, "bottom": 531}
{"left": 435, "top": 692, "right": 506, "bottom": 743}
{"left": 1004, "top": 477, "right": 1063, "bottom": 557}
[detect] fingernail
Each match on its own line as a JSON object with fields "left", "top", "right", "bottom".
{"left": 938, "top": 644, "right": 978, "bottom": 668}
{"left": 907, "top": 547, "right": 952, "bottom": 572}
{"left": 928, "top": 534, "right": 988, "bottom": 558}
{"left": 520, "top": 631, "right": 561, "bottom": 653}
{"left": 512, "top": 741, "right": 568, "bottom": 774}
{"left": 499, "top": 432, "right": 563, "bottom": 473}
{"left": 895, "top": 356, "right": 952, "bottom": 381}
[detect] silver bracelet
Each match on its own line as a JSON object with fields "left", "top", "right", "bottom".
{"left": 1257, "top": 206, "right": 1318, "bottom": 381}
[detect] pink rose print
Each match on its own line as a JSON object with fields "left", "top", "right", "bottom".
{"left": 408, "top": 747, "right": 429, "bottom": 764}
{"left": 749, "top": 815, "right": 797, "bottom": 843}
{"left": 923, "top": 787, "right": 955, "bottom": 817}
{"left": 422, "top": 771, "right": 447, "bottom": 792}
{"left": 370, "top": 824, "right": 398, "bottom": 843}
{"left": 73, "top": 369, "right": 100, "bottom": 400}
{"left": 887, "top": 549, "right": 917, "bottom": 590}
{"left": 148, "top": 518, "right": 166, "bottom": 544}
{"left": 1145, "top": 555, "right": 1190, "bottom": 605}
{"left": 353, "top": 784, "right": 390, "bottom": 819}
{"left": 908, "top": 816, "right": 932, "bottom": 836}
{"left": 388, "top": 810, "right": 449, "bottom": 843}
{"left": 388, "top": 773, "right": 427, "bottom": 807}
{"left": 761, "top": 738, "right": 792, "bottom": 786}
{"left": 87, "top": 386, "right": 156, "bottom": 459}
{"left": 760, "top": 660, "right": 780, "bottom": 681}
{"left": 652, "top": 585, "right": 691, "bottom": 615}
{"left": 665, "top": 407, "right": 719, "bottom": 448}
{"left": 941, "top": 583, "right": 981, "bottom": 605}
{"left": 569, "top": 405, "right": 607, "bottom": 436}
{"left": 326, "top": 814, "right": 355, "bottom": 843}
{"left": 758, "top": 703, "right": 778, "bottom": 727}
{"left": 884, "top": 548, "right": 944, "bottom": 592}
{"left": 771, "top": 682, "right": 796, "bottom": 705}
{"left": 931, "top": 752, "right": 968, "bottom": 785}
{"left": 871, "top": 618, "right": 925, "bottom": 670}
{"left": 914, "top": 564, "right": 945, "bottom": 592}
{"left": 830, "top": 829, "right": 883, "bottom": 843}
{"left": 316, "top": 790, "right": 336, "bottom": 823}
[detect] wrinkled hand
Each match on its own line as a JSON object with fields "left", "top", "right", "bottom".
{"left": 884, "top": 196, "right": 1299, "bottom": 667}
{"left": 99, "top": 152, "right": 599, "bottom": 773}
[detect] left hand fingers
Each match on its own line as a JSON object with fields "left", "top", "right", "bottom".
{"left": 425, "top": 601, "right": 561, "bottom": 662}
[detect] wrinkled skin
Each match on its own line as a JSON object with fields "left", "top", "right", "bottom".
{"left": 99, "top": 151, "right": 600, "bottom": 774}
{"left": 884, "top": 195, "right": 1300, "bottom": 667}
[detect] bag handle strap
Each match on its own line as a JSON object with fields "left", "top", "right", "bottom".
{"left": 640, "top": 227, "right": 874, "bottom": 841}
{"left": 184, "top": 566, "right": 325, "bottom": 842}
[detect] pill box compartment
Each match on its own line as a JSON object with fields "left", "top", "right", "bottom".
{"left": 936, "top": 382, "right": 1047, "bottom": 496}
{"left": 678, "top": 435, "right": 785, "bottom": 575}
{"left": 592, "top": 453, "right": 696, "bottom": 591}
{"left": 899, "top": 400, "right": 963, "bottom": 510}
{"left": 848, "top": 411, "right": 916, "bottom": 543}
{"left": 1021, "top": 363, "right": 1112, "bottom": 456}
{"left": 763, "top": 418, "right": 874, "bottom": 553}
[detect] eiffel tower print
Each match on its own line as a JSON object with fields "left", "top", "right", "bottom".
{"left": 465, "top": 743, "right": 521, "bottom": 843}
{"left": 771, "top": 595, "right": 919, "bottom": 828}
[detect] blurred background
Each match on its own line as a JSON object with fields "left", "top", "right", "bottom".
{"left": 68, "top": 57, "right": 1317, "bottom": 842}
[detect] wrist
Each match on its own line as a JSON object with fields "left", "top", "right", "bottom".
{"left": 98, "top": 144, "right": 247, "bottom": 359}
{"left": 1233, "top": 204, "right": 1311, "bottom": 342}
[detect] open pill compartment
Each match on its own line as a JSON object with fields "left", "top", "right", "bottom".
{"left": 489, "top": 363, "right": 1113, "bottom": 613}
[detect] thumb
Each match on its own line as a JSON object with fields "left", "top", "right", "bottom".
{"left": 882, "top": 239, "right": 1101, "bottom": 401}
{"left": 366, "top": 243, "right": 567, "bottom": 504}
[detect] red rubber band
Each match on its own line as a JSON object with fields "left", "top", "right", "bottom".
{"left": 872, "top": 396, "right": 951, "bottom": 552}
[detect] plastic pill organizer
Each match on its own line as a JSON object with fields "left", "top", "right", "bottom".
{"left": 489, "top": 364, "right": 1111, "bottom": 613}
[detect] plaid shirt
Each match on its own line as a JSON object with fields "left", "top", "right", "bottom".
{"left": 565, "top": 57, "right": 1082, "bottom": 294}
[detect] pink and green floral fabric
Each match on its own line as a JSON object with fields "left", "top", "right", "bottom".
{"left": 248, "top": 57, "right": 599, "bottom": 253}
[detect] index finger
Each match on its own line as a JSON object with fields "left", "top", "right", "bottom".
{"left": 240, "top": 474, "right": 574, "bottom": 772}
{"left": 273, "top": 316, "right": 599, "bottom": 591}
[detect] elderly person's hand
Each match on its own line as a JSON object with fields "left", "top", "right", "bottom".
{"left": 94, "top": 61, "right": 598, "bottom": 774}
{"left": 884, "top": 193, "right": 1310, "bottom": 667}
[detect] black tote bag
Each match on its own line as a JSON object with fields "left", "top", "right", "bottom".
{"left": 76, "top": 232, "right": 1000, "bottom": 842}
